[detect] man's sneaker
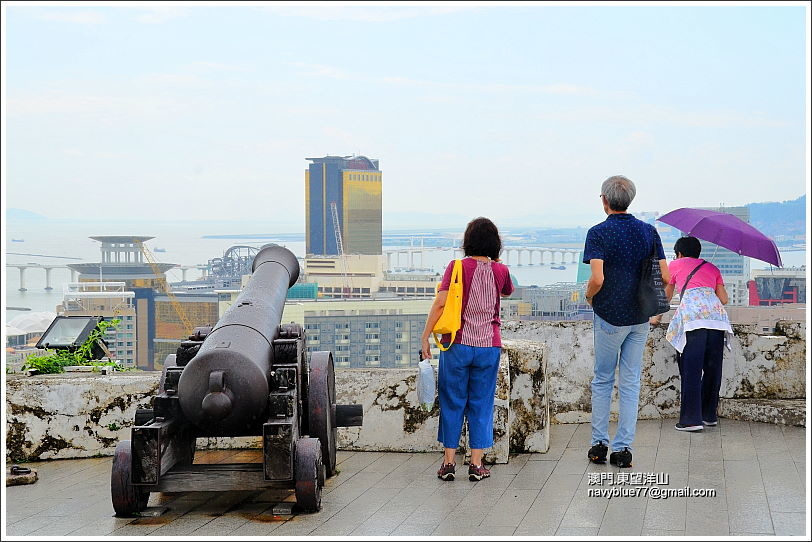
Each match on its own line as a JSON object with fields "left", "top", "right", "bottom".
{"left": 609, "top": 448, "right": 633, "bottom": 468}
{"left": 468, "top": 464, "right": 490, "bottom": 481}
{"left": 702, "top": 420, "right": 718, "bottom": 426}
{"left": 588, "top": 442, "right": 608, "bottom": 464}
{"left": 437, "top": 463, "right": 456, "bottom": 481}
{"left": 675, "top": 423, "right": 704, "bottom": 432}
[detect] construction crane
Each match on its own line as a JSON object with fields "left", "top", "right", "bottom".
{"left": 135, "top": 239, "right": 195, "bottom": 335}
{"left": 330, "top": 202, "right": 352, "bottom": 298}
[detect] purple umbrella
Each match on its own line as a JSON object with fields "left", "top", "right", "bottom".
{"left": 657, "top": 208, "right": 782, "bottom": 267}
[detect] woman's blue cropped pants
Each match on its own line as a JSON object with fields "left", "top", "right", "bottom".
{"left": 437, "top": 343, "right": 501, "bottom": 449}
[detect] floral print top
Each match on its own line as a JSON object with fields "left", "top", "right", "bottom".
{"left": 666, "top": 286, "right": 733, "bottom": 354}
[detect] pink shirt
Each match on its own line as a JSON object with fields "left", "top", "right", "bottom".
{"left": 668, "top": 257, "right": 724, "bottom": 294}
{"left": 439, "top": 258, "right": 514, "bottom": 347}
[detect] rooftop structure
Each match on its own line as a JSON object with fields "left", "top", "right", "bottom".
{"left": 67, "top": 236, "right": 175, "bottom": 287}
{"left": 748, "top": 266, "right": 807, "bottom": 306}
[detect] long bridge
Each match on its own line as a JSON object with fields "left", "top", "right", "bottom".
{"left": 6, "top": 263, "right": 216, "bottom": 290}
{"left": 383, "top": 246, "right": 582, "bottom": 269}
{"left": 5, "top": 263, "right": 77, "bottom": 291}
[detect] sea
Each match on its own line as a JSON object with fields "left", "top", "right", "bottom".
{"left": 4, "top": 218, "right": 807, "bottom": 324}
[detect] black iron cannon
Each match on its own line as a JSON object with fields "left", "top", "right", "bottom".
{"left": 111, "top": 244, "right": 363, "bottom": 515}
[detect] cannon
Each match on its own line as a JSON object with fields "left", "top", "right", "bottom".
{"left": 111, "top": 244, "right": 363, "bottom": 515}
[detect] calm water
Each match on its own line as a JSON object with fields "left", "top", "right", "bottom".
{"left": 4, "top": 218, "right": 806, "bottom": 323}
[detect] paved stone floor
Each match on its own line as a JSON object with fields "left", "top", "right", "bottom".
{"left": 4, "top": 419, "right": 808, "bottom": 537}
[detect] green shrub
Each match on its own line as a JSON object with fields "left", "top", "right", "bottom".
{"left": 21, "top": 319, "right": 131, "bottom": 375}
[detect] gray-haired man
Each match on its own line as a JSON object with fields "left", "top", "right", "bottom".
{"left": 582, "top": 175, "right": 669, "bottom": 468}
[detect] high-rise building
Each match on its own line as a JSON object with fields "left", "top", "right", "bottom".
{"left": 305, "top": 155, "right": 382, "bottom": 256}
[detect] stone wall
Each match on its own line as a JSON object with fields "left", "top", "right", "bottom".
{"left": 5, "top": 340, "right": 548, "bottom": 463}
{"left": 501, "top": 320, "right": 806, "bottom": 423}
{"left": 6, "top": 320, "right": 803, "bottom": 463}
{"left": 6, "top": 373, "right": 158, "bottom": 462}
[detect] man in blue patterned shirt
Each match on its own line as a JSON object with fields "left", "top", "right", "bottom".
{"left": 582, "top": 175, "right": 668, "bottom": 468}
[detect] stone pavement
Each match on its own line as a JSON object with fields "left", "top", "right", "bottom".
{"left": 4, "top": 419, "right": 807, "bottom": 537}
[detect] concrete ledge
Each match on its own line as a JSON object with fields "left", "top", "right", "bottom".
{"left": 6, "top": 373, "right": 157, "bottom": 461}
{"left": 7, "top": 320, "right": 803, "bottom": 462}
{"left": 501, "top": 320, "right": 806, "bottom": 423}
{"left": 5, "top": 342, "right": 548, "bottom": 463}
{"left": 719, "top": 398, "right": 806, "bottom": 427}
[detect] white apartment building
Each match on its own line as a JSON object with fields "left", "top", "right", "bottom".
{"left": 56, "top": 282, "right": 138, "bottom": 367}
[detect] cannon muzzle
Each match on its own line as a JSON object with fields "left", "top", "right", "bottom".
{"left": 177, "top": 244, "right": 300, "bottom": 435}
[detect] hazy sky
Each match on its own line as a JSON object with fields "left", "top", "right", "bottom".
{"left": 2, "top": 2, "right": 809, "bottom": 230}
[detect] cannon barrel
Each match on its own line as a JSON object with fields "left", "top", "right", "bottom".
{"left": 177, "top": 244, "right": 299, "bottom": 435}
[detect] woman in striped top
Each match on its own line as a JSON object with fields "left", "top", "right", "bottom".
{"left": 421, "top": 217, "right": 514, "bottom": 481}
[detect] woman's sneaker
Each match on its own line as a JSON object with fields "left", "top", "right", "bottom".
{"left": 675, "top": 423, "right": 704, "bottom": 432}
{"left": 468, "top": 464, "right": 490, "bottom": 481}
{"left": 437, "top": 463, "right": 456, "bottom": 481}
{"left": 703, "top": 420, "right": 718, "bottom": 426}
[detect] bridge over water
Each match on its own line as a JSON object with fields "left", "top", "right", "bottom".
{"left": 5, "top": 263, "right": 77, "bottom": 291}
{"left": 383, "top": 246, "right": 582, "bottom": 269}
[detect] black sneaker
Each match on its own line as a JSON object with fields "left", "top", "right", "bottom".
{"left": 588, "top": 442, "right": 608, "bottom": 464}
{"left": 675, "top": 423, "right": 704, "bottom": 432}
{"left": 609, "top": 448, "right": 633, "bottom": 468}
{"left": 702, "top": 420, "right": 718, "bottom": 426}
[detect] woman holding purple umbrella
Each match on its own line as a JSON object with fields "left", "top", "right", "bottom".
{"left": 651, "top": 236, "right": 733, "bottom": 432}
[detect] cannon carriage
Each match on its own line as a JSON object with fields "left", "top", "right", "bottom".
{"left": 111, "top": 245, "right": 363, "bottom": 515}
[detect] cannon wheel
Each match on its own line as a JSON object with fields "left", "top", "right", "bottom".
{"left": 294, "top": 437, "right": 323, "bottom": 513}
{"left": 111, "top": 440, "right": 149, "bottom": 517}
{"left": 308, "top": 351, "right": 337, "bottom": 477}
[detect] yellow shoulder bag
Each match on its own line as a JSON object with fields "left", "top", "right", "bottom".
{"left": 432, "top": 259, "right": 463, "bottom": 351}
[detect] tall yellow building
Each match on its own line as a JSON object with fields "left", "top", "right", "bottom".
{"left": 305, "top": 155, "right": 382, "bottom": 256}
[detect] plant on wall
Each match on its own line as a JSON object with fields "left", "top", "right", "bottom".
{"left": 22, "top": 319, "right": 132, "bottom": 375}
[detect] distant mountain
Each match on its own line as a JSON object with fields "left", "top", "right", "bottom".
{"left": 6, "top": 208, "right": 48, "bottom": 220}
{"left": 748, "top": 195, "right": 806, "bottom": 239}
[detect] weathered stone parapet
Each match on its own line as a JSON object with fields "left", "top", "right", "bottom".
{"left": 501, "top": 319, "right": 806, "bottom": 424}
{"left": 6, "top": 340, "right": 548, "bottom": 463}
{"left": 725, "top": 322, "right": 806, "bottom": 399}
{"left": 718, "top": 398, "right": 806, "bottom": 427}
{"left": 6, "top": 373, "right": 157, "bottom": 462}
{"left": 504, "top": 339, "right": 549, "bottom": 453}
{"left": 329, "top": 342, "right": 537, "bottom": 464}
{"left": 7, "top": 319, "right": 801, "bottom": 462}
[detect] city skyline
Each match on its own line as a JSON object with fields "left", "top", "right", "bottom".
{"left": 2, "top": 2, "right": 809, "bottom": 230}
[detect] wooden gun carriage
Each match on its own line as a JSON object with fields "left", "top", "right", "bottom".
{"left": 111, "top": 245, "right": 363, "bottom": 515}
